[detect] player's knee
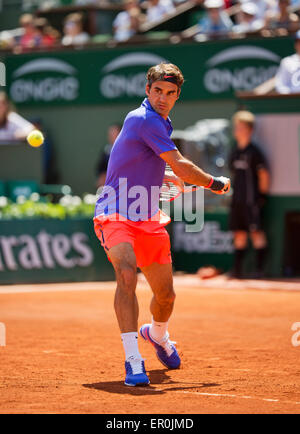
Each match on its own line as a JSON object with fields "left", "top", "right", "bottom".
{"left": 118, "top": 264, "right": 137, "bottom": 293}
{"left": 168, "top": 290, "right": 176, "bottom": 305}
{"left": 157, "top": 287, "right": 176, "bottom": 306}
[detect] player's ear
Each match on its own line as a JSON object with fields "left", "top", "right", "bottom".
{"left": 176, "top": 88, "right": 181, "bottom": 100}
{"left": 145, "top": 84, "right": 151, "bottom": 97}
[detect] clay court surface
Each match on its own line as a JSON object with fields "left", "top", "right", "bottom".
{"left": 0, "top": 275, "right": 300, "bottom": 414}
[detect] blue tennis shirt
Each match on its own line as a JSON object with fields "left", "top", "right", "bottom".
{"left": 94, "top": 98, "right": 177, "bottom": 221}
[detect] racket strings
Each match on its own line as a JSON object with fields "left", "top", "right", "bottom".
{"left": 161, "top": 163, "right": 200, "bottom": 202}
{"left": 161, "top": 163, "right": 181, "bottom": 201}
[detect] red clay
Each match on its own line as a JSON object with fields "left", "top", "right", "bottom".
{"left": 0, "top": 276, "right": 300, "bottom": 414}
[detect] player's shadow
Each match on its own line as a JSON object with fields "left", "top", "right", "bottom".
{"left": 83, "top": 369, "right": 220, "bottom": 396}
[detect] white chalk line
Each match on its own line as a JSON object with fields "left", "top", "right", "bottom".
{"left": 174, "top": 390, "right": 300, "bottom": 406}
{"left": 178, "top": 276, "right": 300, "bottom": 292}
{"left": 0, "top": 281, "right": 152, "bottom": 295}
{"left": 0, "top": 285, "right": 113, "bottom": 295}
{"left": 2, "top": 274, "right": 300, "bottom": 295}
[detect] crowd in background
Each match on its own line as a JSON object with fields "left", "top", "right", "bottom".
{"left": 1, "top": 11, "right": 89, "bottom": 51}
{"left": 0, "top": 0, "right": 299, "bottom": 49}
{"left": 196, "top": 0, "right": 300, "bottom": 37}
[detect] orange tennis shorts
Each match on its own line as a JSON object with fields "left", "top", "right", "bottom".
{"left": 93, "top": 211, "right": 172, "bottom": 269}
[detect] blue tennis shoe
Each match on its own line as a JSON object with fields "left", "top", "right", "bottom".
{"left": 124, "top": 358, "right": 150, "bottom": 387}
{"left": 139, "top": 324, "right": 181, "bottom": 369}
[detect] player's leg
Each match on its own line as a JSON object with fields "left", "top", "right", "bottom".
{"left": 108, "top": 242, "right": 139, "bottom": 333}
{"left": 138, "top": 260, "right": 180, "bottom": 369}
{"left": 142, "top": 261, "right": 175, "bottom": 325}
{"left": 250, "top": 230, "right": 268, "bottom": 278}
{"left": 98, "top": 229, "right": 149, "bottom": 386}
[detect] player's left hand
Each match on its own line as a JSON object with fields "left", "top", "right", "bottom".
{"left": 210, "top": 176, "right": 231, "bottom": 195}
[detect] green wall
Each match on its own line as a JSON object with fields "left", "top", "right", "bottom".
{"left": 263, "top": 196, "right": 300, "bottom": 277}
{"left": 19, "top": 99, "right": 236, "bottom": 195}
{"left": 0, "top": 0, "right": 24, "bottom": 31}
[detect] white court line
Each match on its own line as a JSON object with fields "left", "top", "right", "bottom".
{"left": 174, "top": 391, "right": 300, "bottom": 406}
{"left": 173, "top": 276, "right": 300, "bottom": 292}
{"left": 1, "top": 274, "right": 300, "bottom": 294}
{"left": 0, "top": 281, "right": 152, "bottom": 295}
{"left": 0, "top": 282, "right": 115, "bottom": 295}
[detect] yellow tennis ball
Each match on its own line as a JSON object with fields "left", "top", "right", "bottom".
{"left": 27, "top": 130, "right": 44, "bottom": 148}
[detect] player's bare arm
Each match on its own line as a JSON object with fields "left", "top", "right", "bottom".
{"left": 160, "top": 149, "right": 231, "bottom": 194}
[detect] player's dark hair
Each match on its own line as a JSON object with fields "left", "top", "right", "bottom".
{"left": 147, "top": 63, "right": 184, "bottom": 90}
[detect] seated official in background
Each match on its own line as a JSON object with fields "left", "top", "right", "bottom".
{"left": 0, "top": 92, "right": 34, "bottom": 143}
{"left": 275, "top": 30, "right": 300, "bottom": 94}
{"left": 228, "top": 111, "right": 270, "bottom": 279}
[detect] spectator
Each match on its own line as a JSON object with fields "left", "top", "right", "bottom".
{"left": 228, "top": 111, "right": 270, "bottom": 279}
{"left": 233, "top": 2, "right": 264, "bottom": 33}
{"left": 96, "top": 123, "right": 122, "bottom": 187}
{"left": 146, "top": 0, "right": 175, "bottom": 24}
{"left": 0, "top": 31, "right": 15, "bottom": 50}
{"left": 198, "top": 0, "right": 233, "bottom": 35}
{"left": 15, "top": 13, "right": 35, "bottom": 51}
{"left": 264, "top": 0, "right": 299, "bottom": 33}
{"left": 113, "top": 0, "right": 142, "bottom": 42}
{"left": 0, "top": 92, "right": 34, "bottom": 143}
{"left": 238, "top": 0, "right": 270, "bottom": 20}
{"left": 32, "top": 18, "right": 58, "bottom": 49}
{"left": 275, "top": 30, "right": 300, "bottom": 93}
{"left": 62, "top": 13, "right": 90, "bottom": 46}
{"left": 224, "top": 0, "right": 233, "bottom": 7}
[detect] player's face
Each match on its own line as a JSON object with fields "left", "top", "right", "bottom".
{"left": 146, "top": 81, "right": 180, "bottom": 119}
{"left": 295, "top": 40, "right": 300, "bottom": 55}
{"left": 233, "top": 120, "right": 253, "bottom": 147}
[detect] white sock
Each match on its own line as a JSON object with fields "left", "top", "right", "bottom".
{"left": 121, "top": 332, "right": 142, "bottom": 361}
{"left": 149, "top": 318, "right": 168, "bottom": 343}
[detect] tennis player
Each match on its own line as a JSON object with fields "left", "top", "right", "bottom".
{"left": 94, "top": 63, "right": 230, "bottom": 386}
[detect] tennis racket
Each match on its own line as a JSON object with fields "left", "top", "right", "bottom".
{"left": 160, "top": 164, "right": 230, "bottom": 202}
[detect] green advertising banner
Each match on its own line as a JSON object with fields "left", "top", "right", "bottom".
{"left": 1, "top": 205, "right": 296, "bottom": 283}
{"left": 171, "top": 212, "right": 234, "bottom": 273}
{"left": 0, "top": 214, "right": 234, "bottom": 284}
{"left": 4, "top": 37, "right": 294, "bottom": 106}
{"left": 0, "top": 218, "right": 114, "bottom": 284}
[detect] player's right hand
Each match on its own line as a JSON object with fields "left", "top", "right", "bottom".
{"left": 209, "top": 176, "right": 231, "bottom": 195}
